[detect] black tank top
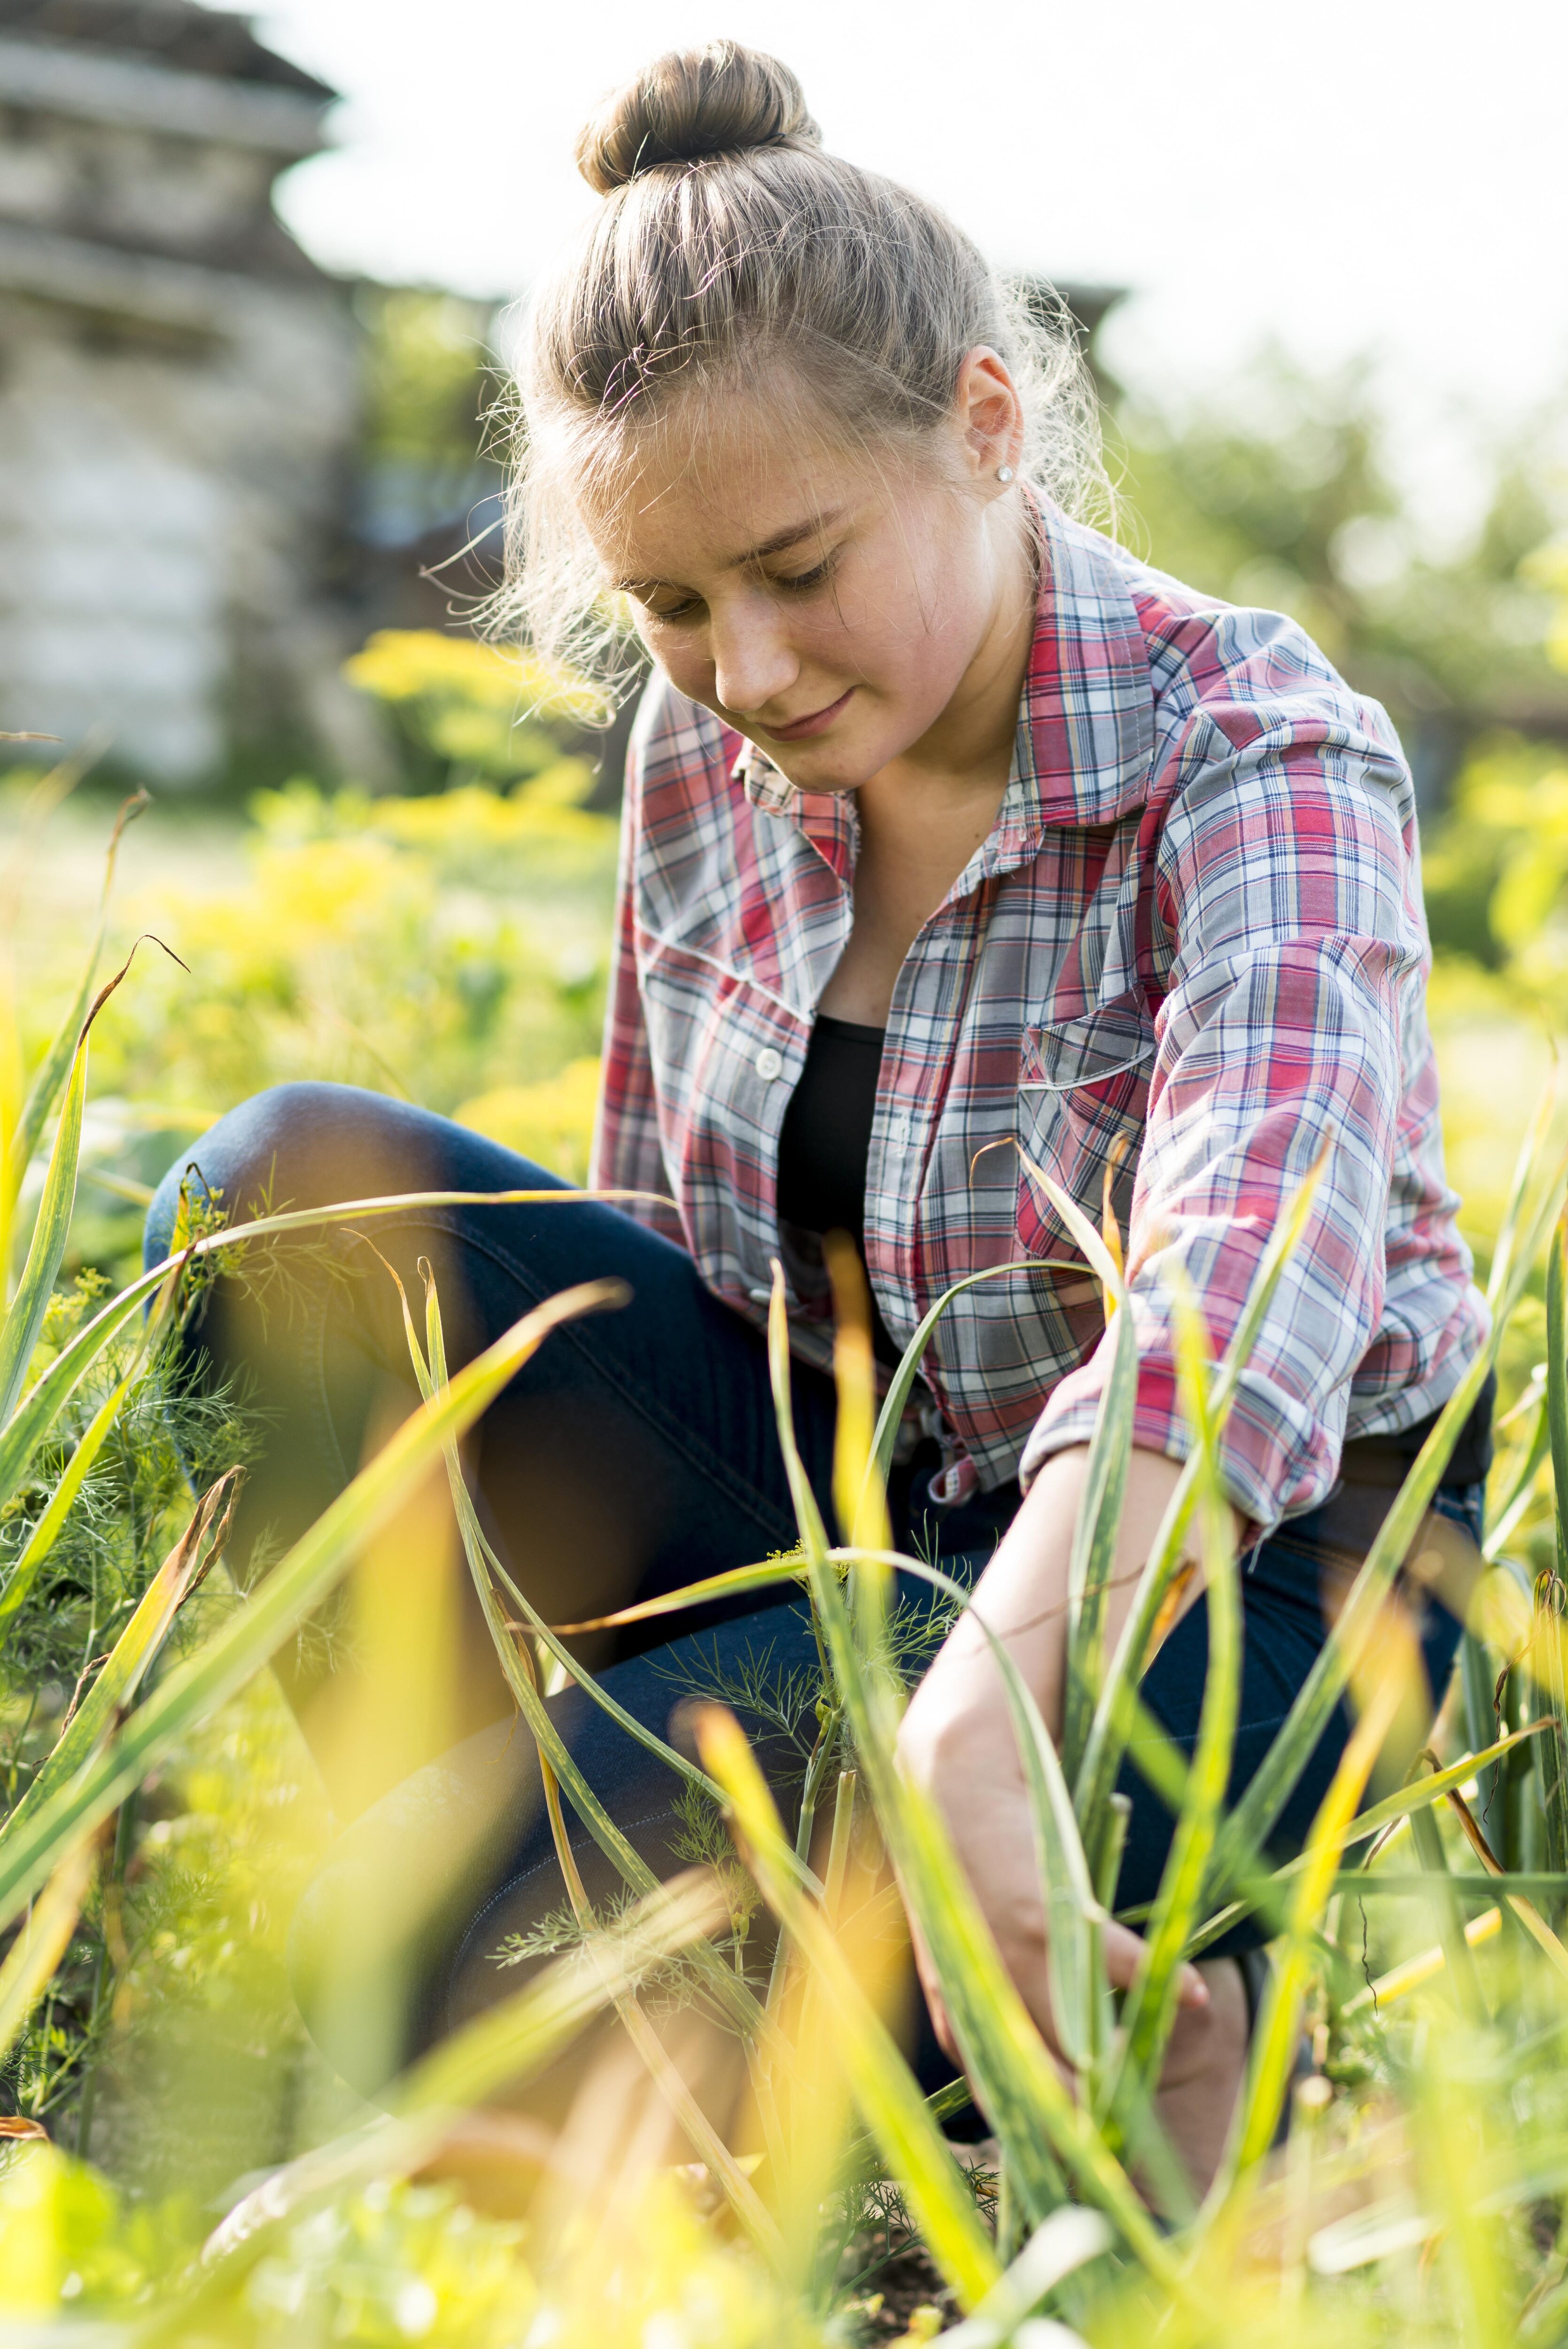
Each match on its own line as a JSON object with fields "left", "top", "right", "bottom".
{"left": 775, "top": 1014, "right": 885, "bottom": 1245}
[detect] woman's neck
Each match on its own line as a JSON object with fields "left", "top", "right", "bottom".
{"left": 876, "top": 515, "right": 1038, "bottom": 803}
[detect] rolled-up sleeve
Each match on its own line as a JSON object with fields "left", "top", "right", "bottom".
{"left": 1018, "top": 702, "right": 1462, "bottom": 1534}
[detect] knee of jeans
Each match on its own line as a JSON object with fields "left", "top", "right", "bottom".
{"left": 144, "top": 1081, "right": 415, "bottom": 1270}
{"left": 145, "top": 1082, "right": 302, "bottom": 1268}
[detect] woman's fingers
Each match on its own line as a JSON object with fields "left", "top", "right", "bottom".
{"left": 1100, "top": 1914, "right": 1210, "bottom": 2008}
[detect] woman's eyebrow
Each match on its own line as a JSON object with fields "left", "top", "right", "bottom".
{"left": 732, "top": 508, "right": 845, "bottom": 566}
{"left": 614, "top": 508, "right": 845, "bottom": 593}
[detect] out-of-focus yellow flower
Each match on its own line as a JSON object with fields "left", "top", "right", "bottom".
{"left": 344, "top": 630, "right": 608, "bottom": 784}
{"left": 455, "top": 1057, "right": 602, "bottom": 1187}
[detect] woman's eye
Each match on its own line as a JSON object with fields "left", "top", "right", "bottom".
{"left": 643, "top": 594, "right": 703, "bottom": 625}
{"left": 774, "top": 557, "right": 836, "bottom": 595}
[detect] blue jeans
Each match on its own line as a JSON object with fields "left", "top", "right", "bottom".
{"left": 147, "top": 1083, "right": 1476, "bottom": 2108}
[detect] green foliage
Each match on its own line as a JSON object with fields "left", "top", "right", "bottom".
{"left": 1115, "top": 350, "right": 1568, "bottom": 765}
{"left": 354, "top": 287, "right": 498, "bottom": 563}
{"left": 343, "top": 629, "right": 608, "bottom": 792}
{"left": 1424, "top": 737, "right": 1568, "bottom": 982}
{"left": 62, "top": 773, "right": 616, "bottom": 1278}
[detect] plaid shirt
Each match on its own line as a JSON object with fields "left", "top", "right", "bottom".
{"left": 590, "top": 501, "right": 1487, "bottom": 1533}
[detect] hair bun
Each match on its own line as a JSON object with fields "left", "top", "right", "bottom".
{"left": 575, "top": 41, "right": 821, "bottom": 194}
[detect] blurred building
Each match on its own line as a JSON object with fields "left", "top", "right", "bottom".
{"left": 0, "top": 0, "right": 377, "bottom": 784}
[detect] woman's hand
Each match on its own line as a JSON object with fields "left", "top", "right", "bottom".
{"left": 895, "top": 1443, "right": 1227, "bottom": 2065}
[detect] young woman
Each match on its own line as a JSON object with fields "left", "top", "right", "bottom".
{"left": 147, "top": 43, "right": 1491, "bottom": 2190}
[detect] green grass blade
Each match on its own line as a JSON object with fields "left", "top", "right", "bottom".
{"left": 0, "top": 1029, "right": 86, "bottom": 1425}
{"left": 0, "top": 1187, "right": 674, "bottom": 1519}
{"left": 764, "top": 1279, "right": 1190, "bottom": 2289}
{"left": 0, "top": 1262, "right": 172, "bottom": 1515}
{"left": 0, "top": 1470, "right": 239, "bottom": 1851}
{"left": 1550, "top": 1209, "right": 1568, "bottom": 1579}
{"left": 7, "top": 789, "right": 146, "bottom": 1200}
{"left": 1062, "top": 1302, "right": 1136, "bottom": 1787}
{"left": 1072, "top": 1146, "right": 1329, "bottom": 1843}
{"left": 1459, "top": 1627, "right": 1505, "bottom": 1833}
{"left": 1098, "top": 1283, "right": 1240, "bottom": 2146}
{"left": 407, "top": 1254, "right": 729, "bottom": 1814}
{"left": 858, "top": 1547, "right": 1108, "bottom": 2078}
{"left": 0, "top": 1281, "right": 623, "bottom": 1937}
{"left": 1014, "top": 1145, "right": 1138, "bottom": 1791}
{"left": 1485, "top": 1382, "right": 1550, "bottom": 1561}
{"left": 867, "top": 1257, "right": 1084, "bottom": 1491}
{"left": 1407, "top": 1762, "right": 1489, "bottom": 2023}
{"left": 401, "top": 1257, "right": 776, "bottom": 2046}
{"left": 1204, "top": 1664, "right": 1406, "bottom": 2212}
{"left": 696, "top": 1703, "right": 1002, "bottom": 2312}
{"left": 1204, "top": 1337, "right": 1509, "bottom": 1906}
{"left": 0, "top": 1364, "right": 136, "bottom": 1651}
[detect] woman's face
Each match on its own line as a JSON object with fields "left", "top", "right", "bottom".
{"left": 584, "top": 360, "right": 1028, "bottom": 793}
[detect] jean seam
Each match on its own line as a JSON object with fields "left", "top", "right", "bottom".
{"left": 353, "top": 1207, "right": 807, "bottom": 1555}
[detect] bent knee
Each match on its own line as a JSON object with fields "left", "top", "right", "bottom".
{"left": 147, "top": 1082, "right": 449, "bottom": 1250}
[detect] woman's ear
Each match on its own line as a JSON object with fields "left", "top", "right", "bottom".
{"left": 954, "top": 347, "right": 1025, "bottom": 486}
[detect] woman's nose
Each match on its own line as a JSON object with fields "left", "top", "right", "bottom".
{"left": 709, "top": 602, "right": 799, "bottom": 720}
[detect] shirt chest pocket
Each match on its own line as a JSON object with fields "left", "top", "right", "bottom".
{"left": 1016, "top": 991, "right": 1154, "bottom": 1263}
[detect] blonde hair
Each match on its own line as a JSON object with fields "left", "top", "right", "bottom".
{"left": 493, "top": 41, "right": 1108, "bottom": 695}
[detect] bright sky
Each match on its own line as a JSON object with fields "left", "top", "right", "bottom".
{"left": 246, "top": 0, "right": 1568, "bottom": 523}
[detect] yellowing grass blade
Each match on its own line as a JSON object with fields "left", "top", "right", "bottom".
{"left": 193, "top": 1869, "right": 731, "bottom": 2309}
{"left": 1446, "top": 1781, "right": 1568, "bottom": 1985}
{"left": 0, "top": 1281, "right": 624, "bottom": 1937}
{"left": 547, "top": 1556, "right": 807, "bottom": 1634}
{"left": 0, "top": 1468, "right": 241, "bottom": 1852}
{"left": 1016, "top": 1146, "right": 1137, "bottom": 1788}
{"left": 694, "top": 1702, "right": 1002, "bottom": 2313}
{"left": 1207, "top": 1644, "right": 1406, "bottom": 2211}
{"left": 825, "top": 1234, "right": 892, "bottom": 1561}
{"left": 763, "top": 1277, "right": 1191, "bottom": 2291}
{"left": 0, "top": 1826, "right": 99, "bottom": 2064}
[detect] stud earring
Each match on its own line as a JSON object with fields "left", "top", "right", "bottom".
{"left": 996, "top": 465, "right": 1015, "bottom": 484}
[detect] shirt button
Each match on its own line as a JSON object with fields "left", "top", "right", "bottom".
{"left": 755, "top": 1047, "right": 783, "bottom": 1082}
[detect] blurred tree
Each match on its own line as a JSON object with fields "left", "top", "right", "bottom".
{"left": 1422, "top": 555, "right": 1568, "bottom": 979}
{"left": 353, "top": 287, "right": 499, "bottom": 552}
{"left": 1112, "top": 350, "right": 1568, "bottom": 802}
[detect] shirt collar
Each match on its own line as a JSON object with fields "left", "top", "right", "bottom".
{"left": 732, "top": 498, "right": 1155, "bottom": 869}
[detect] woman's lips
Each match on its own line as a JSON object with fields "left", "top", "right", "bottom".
{"left": 760, "top": 687, "right": 855, "bottom": 742}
